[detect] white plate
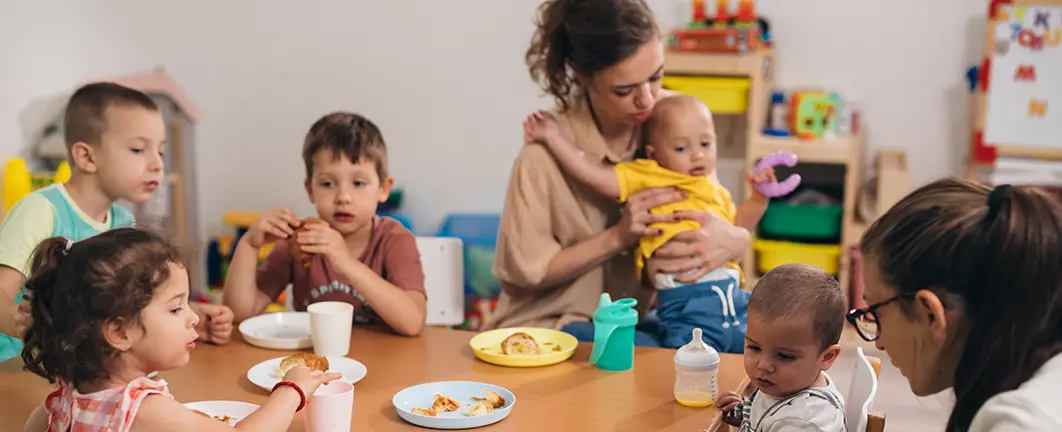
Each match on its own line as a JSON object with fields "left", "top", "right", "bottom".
{"left": 393, "top": 381, "right": 515, "bottom": 430}
{"left": 239, "top": 312, "right": 312, "bottom": 350}
{"left": 183, "top": 400, "right": 259, "bottom": 426}
{"left": 246, "top": 356, "right": 367, "bottom": 391}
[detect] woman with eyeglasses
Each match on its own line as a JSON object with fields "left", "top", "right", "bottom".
{"left": 848, "top": 177, "right": 1062, "bottom": 431}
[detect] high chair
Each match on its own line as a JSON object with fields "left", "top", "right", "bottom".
{"left": 847, "top": 347, "right": 886, "bottom": 432}
{"left": 415, "top": 237, "right": 465, "bottom": 326}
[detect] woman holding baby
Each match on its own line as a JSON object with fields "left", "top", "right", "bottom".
{"left": 485, "top": 0, "right": 751, "bottom": 343}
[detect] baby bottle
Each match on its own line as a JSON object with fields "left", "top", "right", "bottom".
{"left": 673, "top": 328, "right": 720, "bottom": 407}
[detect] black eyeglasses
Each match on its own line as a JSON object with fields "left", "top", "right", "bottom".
{"left": 846, "top": 292, "right": 917, "bottom": 342}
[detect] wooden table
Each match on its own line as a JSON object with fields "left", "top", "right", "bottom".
{"left": 0, "top": 327, "right": 747, "bottom": 431}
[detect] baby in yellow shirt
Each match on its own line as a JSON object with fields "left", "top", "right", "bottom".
{"left": 524, "top": 94, "right": 774, "bottom": 351}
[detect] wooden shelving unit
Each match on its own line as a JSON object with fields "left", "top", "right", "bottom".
{"left": 664, "top": 49, "right": 865, "bottom": 294}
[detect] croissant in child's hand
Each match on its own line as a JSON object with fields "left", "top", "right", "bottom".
{"left": 289, "top": 217, "right": 328, "bottom": 267}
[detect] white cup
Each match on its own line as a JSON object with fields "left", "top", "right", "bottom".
{"left": 304, "top": 380, "right": 354, "bottom": 432}
{"left": 307, "top": 301, "right": 354, "bottom": 356}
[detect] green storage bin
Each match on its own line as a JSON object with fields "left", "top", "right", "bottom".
{"left": 759, "top": 203, "right": 843, "bottom": 240}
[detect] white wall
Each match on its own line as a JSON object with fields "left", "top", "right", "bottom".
{"left": 1, "top": 0, "right": 989, "bottom": 240}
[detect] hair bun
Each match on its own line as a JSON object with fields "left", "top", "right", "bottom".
{"left": 987, "top": 184, "right": 1012, "bottom": 219}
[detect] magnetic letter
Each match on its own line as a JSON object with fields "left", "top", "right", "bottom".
{"left": 1014, "top": 64, "right": 1037, "bottom": 81}
{"left": 1028, "top": 99, "right": 1048, "bottom": 117}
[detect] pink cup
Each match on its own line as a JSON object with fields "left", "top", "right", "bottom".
{"left": 304, "top": 381, "right": 354, "bottom": 432}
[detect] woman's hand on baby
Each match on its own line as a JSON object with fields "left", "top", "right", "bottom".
{"left": 282, "top": 366, "right": 343, "bottom": 399}
{"left": 746, "top": 167, "right": 777, "bottom": 203}
{"left": 616, "top": 188, "right": 687, "bottom": 247}
{"left": 650, "top": 211, "right": 750, "bottom": 282}
{"left": 246, "top": 207, "right": 301, "bottom": 249}
{"left": 523, "top": 110, "right": 562, "bottom": 145}
{"left": 296, "top": 223, "right": 355, "bottom": 268}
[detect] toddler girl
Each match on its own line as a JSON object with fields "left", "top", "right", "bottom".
{"left": 21, "top": 228, "right": 341, "bottom": 431}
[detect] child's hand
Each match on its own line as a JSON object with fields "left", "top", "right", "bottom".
{"left": 246, "top": 207, "right": 301, "bottom": 249}
{"left": 716, "top": 391, "right": 741, "bottom": 412}
{"left": 192, "top": 303, "right": 235, "bottom": 345}
{"left": 717, "top": 391, "right": 743, "bottom": 426}
{"left": 14, "top": 300, "right": 31, "bottom": 337}
{"left": 296, "top": 223, "right": 355, "bottom": 269}
{"left": 523, "top": 110, "right": 562, "bottom": 146}
{"left": 282, "top": 365, "right": 343, "bottom": 399}
{"left": 747, "top": 167, "right": 777, "bottom": 203}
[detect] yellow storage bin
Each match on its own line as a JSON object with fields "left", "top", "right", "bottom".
{"left": 662, "top": 76, "right": 751, "bottom": 114}
{"left": 754, "top": 239, "right": 842, "bottom": 275}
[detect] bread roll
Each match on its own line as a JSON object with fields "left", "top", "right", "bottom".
{"left": 501, "top": 332, "right": 540, "bottom": 356}
{"left": 289, "top": 217, "right": 327, "bottom": 268}
{"left": 277, "top": 353, "right": 329, "bottom": 379}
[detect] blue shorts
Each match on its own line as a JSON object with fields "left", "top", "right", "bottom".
{"left": 656, "top": 277, "right": 749, "bottom": 352}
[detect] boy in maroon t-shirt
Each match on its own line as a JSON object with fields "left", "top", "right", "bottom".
{"left": 223, "top": 112, "right": 427, "bottom": 336}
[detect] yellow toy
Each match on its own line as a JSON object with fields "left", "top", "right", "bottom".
{"left": 3, "top": 158, "right": 71, "bottom": 214}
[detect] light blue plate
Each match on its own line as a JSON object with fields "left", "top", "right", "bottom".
{"left": 393, "top": 381, "right": 516, "bottom": 430}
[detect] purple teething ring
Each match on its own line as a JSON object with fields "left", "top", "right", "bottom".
{"left": 754, "top": 151, "right": 801, "bottom": 197}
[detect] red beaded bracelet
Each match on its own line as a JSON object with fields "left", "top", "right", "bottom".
{"left": 271, "top": 381, "right": 307, "bottom": 412}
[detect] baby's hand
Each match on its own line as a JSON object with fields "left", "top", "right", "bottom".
{"left": 747, "top": 167, "right": 777, "bottom": 203}
{"left": 717, "top": 391, "right": 743, "bottom": 426}
{"left": 716, "top": 391, "right": 741, "bottom": 411}
{"left": 523, "top": 110, "right": 562, "bottom": 146}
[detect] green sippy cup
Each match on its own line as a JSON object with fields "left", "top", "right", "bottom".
{"left": 590, "top": 293, "right": 639, "bottom": 372}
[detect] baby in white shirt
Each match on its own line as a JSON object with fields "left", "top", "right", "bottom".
{"left": 717, "top": 263, "right": 848, "bottom": 432}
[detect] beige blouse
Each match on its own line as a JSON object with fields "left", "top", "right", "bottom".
{"left": 485, "top": 96, "right": 654, "bottom": 330}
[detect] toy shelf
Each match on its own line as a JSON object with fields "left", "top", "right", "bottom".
{"left": 744, "top": 132, "right": 864, "bottom": 294}
{"left": 664, "top": 50, "right": 772, "bottom": 77}
{"left": 748, "top": 135, "right": 860, "bottom": 165}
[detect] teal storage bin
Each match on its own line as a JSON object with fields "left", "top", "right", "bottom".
{"left": 758, "top": 203, "right": 843, "bottom": 240}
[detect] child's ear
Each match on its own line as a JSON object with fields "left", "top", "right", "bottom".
{"left": 102, "top": 317, "right": 136, "bottom": 352}
{"left": 819, "top": 344, "right": 842, "bottom": 370}
{"left": 304, "top": 179, "right": 315, "bottom": 203}
{"left": 645, "top": 144, "right": 657, "bottom": 159}
{"left": 378, "top": 176, "right": 394, "bottom": 203}
{"left": 70, "top": 142, "right": 97, "bottom": 173}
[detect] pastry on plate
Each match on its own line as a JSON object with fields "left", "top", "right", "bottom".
{"left": 289, "top": 217, "right": 328, "bottom": 268}
{"left": 277, "top": 353, "right": 329, "bottom": 379}
{"left": 432, "top": 393, "right": 460, "bottom": 413}
{"left": 462, "top": 400, "right": 495, "bottom": 417}
{"left": 411, "top": 408, "right": 437, "bottom": 417}
{"left": 471, "top": 389, "right": 506, "bottom": 409}
{"left": 501, "top": 332, "right": 541, "bottom": 356}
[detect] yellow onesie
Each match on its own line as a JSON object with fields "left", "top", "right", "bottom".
{"left": 614, "top": 159, "right": 741, "bottom": 278}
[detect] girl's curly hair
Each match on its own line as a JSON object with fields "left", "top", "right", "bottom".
{"left": 21, "top": 228, "right": 184, "bottom": 387}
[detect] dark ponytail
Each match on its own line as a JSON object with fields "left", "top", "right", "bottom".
{"left": 861, "top": 178, "right": 1062, "bottom": 431}
{"left": 21, "top": 228, "right": 185, "bottom": 387}
{"left": 526, "top": 0, "right": 658, "bottom": 110}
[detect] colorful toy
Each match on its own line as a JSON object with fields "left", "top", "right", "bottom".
{"left": 754, "top": 151, "right": 801, "bottom": 197}
{"left": 669, "top": 0, "right": 765, "bottom": 54}
{"left": 789, "top": 91, "right": 839, "bottom": 139}
{"left": 3, "top": 158, "right": 71, "bottom": 214}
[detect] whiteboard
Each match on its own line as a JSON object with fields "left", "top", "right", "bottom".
{"left": 983, "top": 5, "right": 1062, "bottom": 149}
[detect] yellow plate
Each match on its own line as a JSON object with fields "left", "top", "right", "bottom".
{"left": 469, "top": 327, "right": 578, "bottom": 367}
